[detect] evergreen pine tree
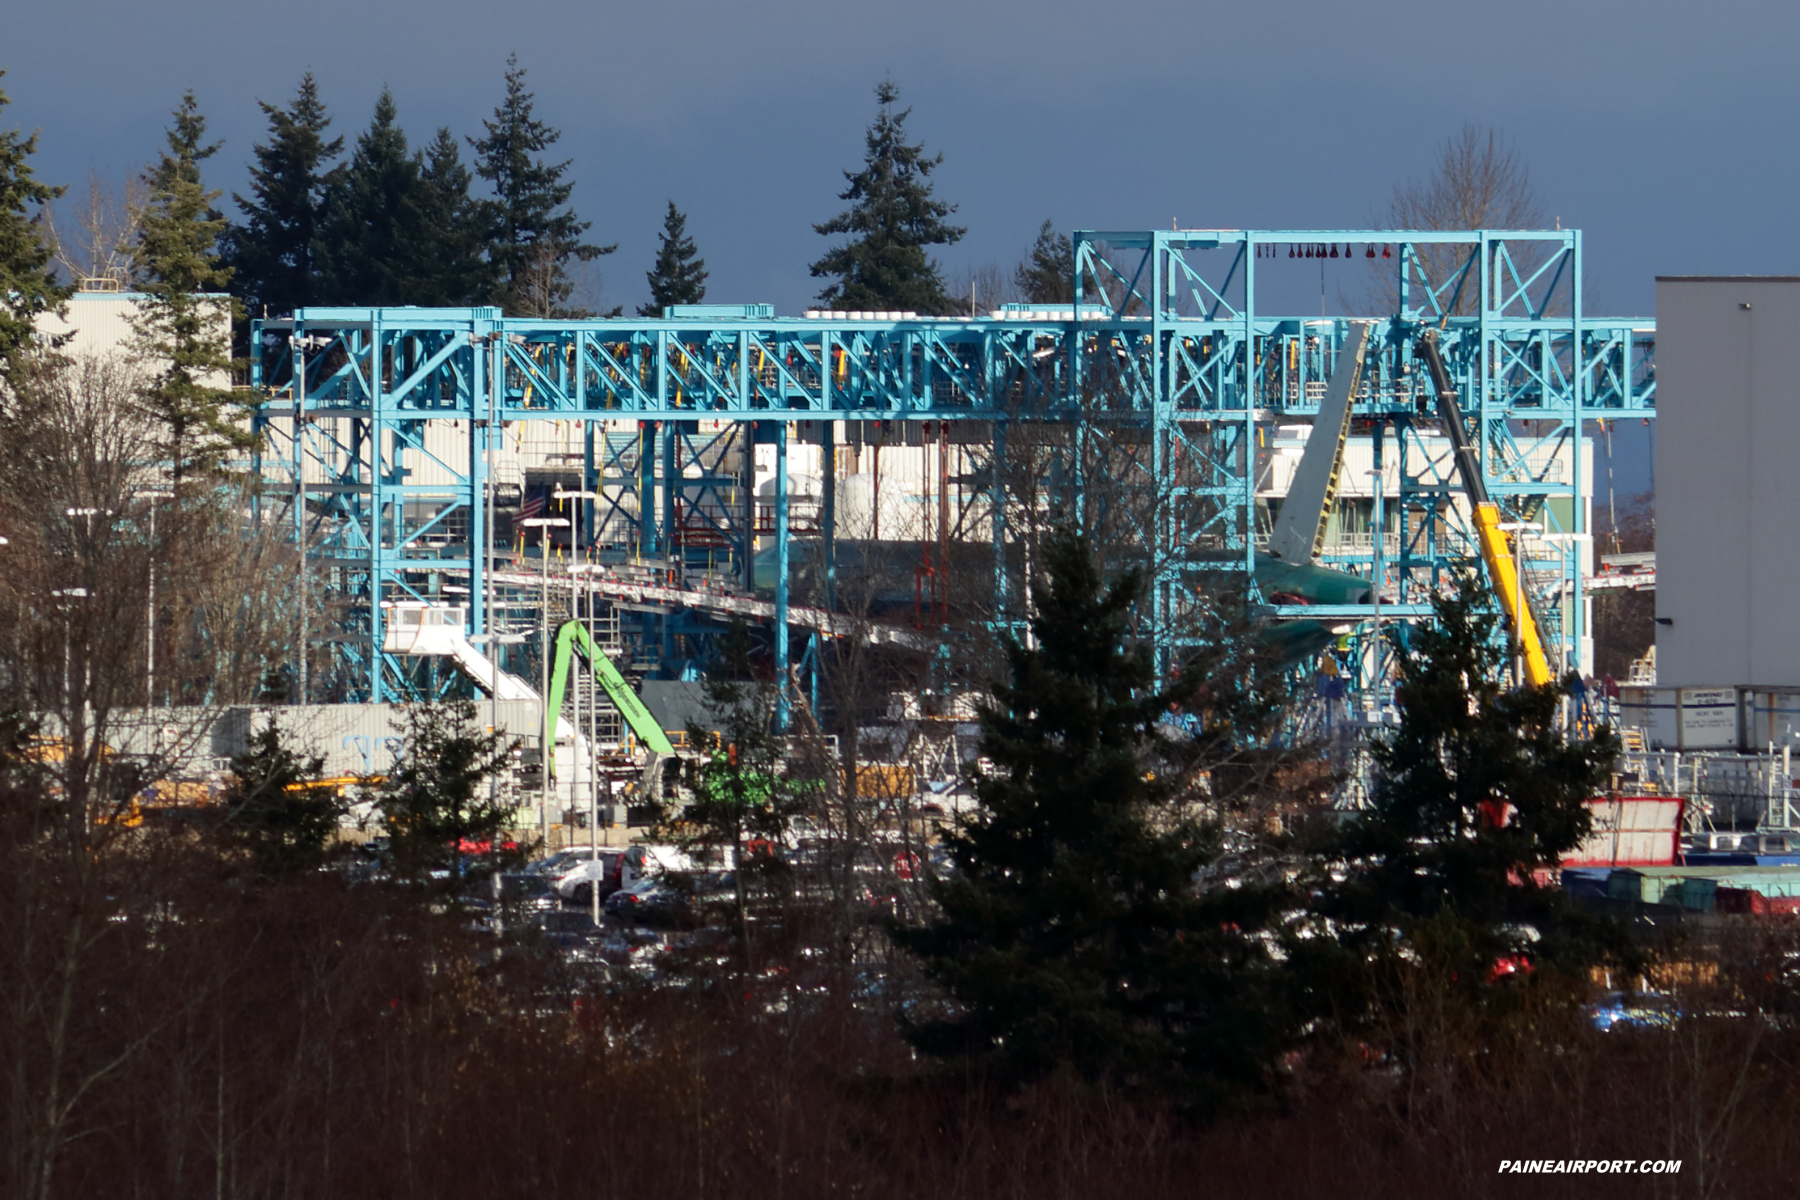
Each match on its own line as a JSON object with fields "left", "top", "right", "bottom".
{"left": 470, "top": 55, "right": 613, "bottom": 317}
{"left": 224, "top": 72, "right": 343, "bottom": 316}
{"left": 1014, "top": 219, "right": 1073, "bottom": 304}
{"left": 1317, "top": 582, "right": 1628, "bottom": 1017}
{"left": 893, "top": 530, "right": 1297, "bottom": 1101}
{"left": 0, "top": 71, "right": 71, "bottom": 373}
{"left": 411, "top": 127, "right": 495, "bottom": 306}
{"left": 810, "top": 81, "right": 964, "bottom": 314}
{"left": 129, "top": 91, "right": 245, "bottom": 484}
{"left": 638, "top": 201, "right": 707, "bottom": 317}
{"left": 371, "top": 699, "right": 517, "bottom": 888}
{"left": 316, "top": 89, "right": 422, "bottom": 306}
{"left": 222, "top": 720, "right": 345, "bottom": 878}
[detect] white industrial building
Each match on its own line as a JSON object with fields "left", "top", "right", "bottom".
{"left": 32, "top": 288, "right": 232, "bottom": 382}
{"left": 1621, "top": 276, "right": 1800, "bottom": 758}
{"left": 1655, "top": 277, "right": 1800, "bottom": 691}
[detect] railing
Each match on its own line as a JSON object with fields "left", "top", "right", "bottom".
{"left": 1614, "top": 749, "right": 1800, "bottom": 832}
{"left": 1325, "top": 531, "right": 1402, "bottom": 557}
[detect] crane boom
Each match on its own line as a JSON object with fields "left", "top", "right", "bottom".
{"left": 544, "top": 621, "right": 677, "bottom": 757}
{"left": 1414, "top": 331, "right": 1555, "bottom": 688}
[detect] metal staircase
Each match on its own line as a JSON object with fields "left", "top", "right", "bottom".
{"left": 561, "top": 604, "right": 625, "bottom": 748}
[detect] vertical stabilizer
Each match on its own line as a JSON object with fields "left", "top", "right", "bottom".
{"left": 1266, "top": 321, "right": 1373, "bottom": 563}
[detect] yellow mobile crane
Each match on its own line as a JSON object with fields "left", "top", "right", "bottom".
{"left": 1414, "top": 330, "right": 1555, "bottom": 688}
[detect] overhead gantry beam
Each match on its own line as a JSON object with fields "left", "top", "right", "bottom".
{"left": 249, "top": 229, "right": 1655, "bottom": 701}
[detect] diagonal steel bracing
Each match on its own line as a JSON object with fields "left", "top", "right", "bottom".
{"left": 250, "top": 230, "right": 1655, "bottom": 703}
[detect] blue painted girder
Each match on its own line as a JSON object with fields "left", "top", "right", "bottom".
{"left": 247, "top": 228, "right": 1653, "bottom": 701}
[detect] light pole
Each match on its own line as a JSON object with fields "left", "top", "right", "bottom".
{"left": 556, "top": 487, "right": 601, "bottom": 916}
{"left": 469, "top": 328, "right": 508, "bottom": 850}
{"left": 1497, "top": 521, "right": 1542, "bottom": 688}
{"left": 476, "top": 329, "right": 526, "bottom": 709}
{"left": 554, "top": 487, "right": 597, "bottom": 559}
{"left": 1363, "top": 468, "right": 1385, "bottom": 719}
{"left": 66, "top": 507, "right": 106, "bottom": 535}
{"left": 480, "top": 331, "right": 502, "bottom": 737}
{"left": 65, "top": 508, "right": 107, "bottom": 738}
{"left": 519, "top": 516, "right": 569, "bottom": 844}
{"left": 139, "top": 490, "right": 173, "bottom": 706}
{"left": 51, "top": 587, "right": 89, "bottom": 771}
{"left": 571, "top": 562, "right": 609, "bottom": 921}
{"left": 293, "top": 333, "right": 311, "bottom": 705}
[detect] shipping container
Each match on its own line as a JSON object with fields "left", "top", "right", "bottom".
{"left": 1669, "top": 876, "right": 1717, "bottom": 912}
{"left": 101, "top": 701, "right": 544, "bottom": 783}
{"left": 1620, "top": 685, "right": 1738, "bottom": 750}
{"left": 1627, "top": 683, "right": 1735, "bottom": 752}
{"left": 1716, "top": 886, "right": 1766, "bottom": 914}
{"left": 1680, "top": 688, "right": 1739, "bottom": 749}
{"left": 1606, "top": 870, "right": 1662, "bottom": 904}
{"left": 1605, "top": 870, "right": 1715, "bottom": 911}
{"left": 1741, "top": 689, "right": 1800, "bottom": 750}
{"left": 1605, "top": 864, "right": 1800, "bottom": 905}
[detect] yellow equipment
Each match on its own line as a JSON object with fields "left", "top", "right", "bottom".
{"left": 1415, "top": 331, "right": 1555, "bottom": 688}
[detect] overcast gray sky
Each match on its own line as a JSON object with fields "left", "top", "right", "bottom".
{"left": 11, "top": 0, "right": 1766, "bottom": 495}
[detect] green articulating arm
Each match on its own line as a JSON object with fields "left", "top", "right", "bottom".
{"left": 545, "top": 621, "right": 677, "bottom": 758}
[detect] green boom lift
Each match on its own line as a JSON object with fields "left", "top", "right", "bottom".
{"left": 544, "top": 620, "right": 677, "bottom": 758}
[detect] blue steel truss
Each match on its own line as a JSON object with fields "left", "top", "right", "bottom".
{"left": 249, "top": 228, "right": 1655, "bottom": 702}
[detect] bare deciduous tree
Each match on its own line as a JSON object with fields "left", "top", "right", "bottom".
{"left": 1366, "top": 124, "right": 1548, "bottom": 317}
{"left": 1592, "top": 490, "right": 1654, "bottom": 679}
{"left": 1387, "top": 124, "right": 1543, "bottom": 234}
{"left": 0, "top": 349, "right": 306, "bottom": 742}
{"left": 947, "top": 261, "right": 1014, "bottom": 316}
{"left": 512, "top": 242, "right": 619, "bottom": 319}
{"left": 47, "top": 170, "right": 145, "bottom": 291}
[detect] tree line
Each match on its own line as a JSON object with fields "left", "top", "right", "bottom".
{"left": 4, "top": 62, "right": 1549, "bottom": 353}
{"left": 2, "top": 64, "right": 1080, "bottom": 347}
{"left": 198, "top": 58, "right": 617, "bottom": 320}
{"left": 0, "top": 63, "right": 1080, "bottom": 513}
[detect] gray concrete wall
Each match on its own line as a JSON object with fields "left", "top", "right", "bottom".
{"left": 107, "top": 701, "right": 543, "bottom": 781}
{"left": 1656, "top": 277, "right": 1800, "bottom": 687}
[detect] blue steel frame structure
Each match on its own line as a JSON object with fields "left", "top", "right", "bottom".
{"left": 249, "top": 228, "right": 1655, "bottom": 703}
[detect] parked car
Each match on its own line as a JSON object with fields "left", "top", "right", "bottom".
{"left": 497, "top": 872, "right": 560, "bottom": 913}
{"left": 526, "top": 909, "right": 606, "bottom": 962}
{"left": 531, "top": 910, "right": 604, "bottom": 937}
{"left": 552, "top": 851, "right": 626, "bottom": 904}
{"left": 604, "top": 876, "right": 689, "bottom": 926}
{"left": 689, "top": 871, "right": 741, "bottom": 919}
{"left": 1588, "top": 991, "right": 1679, "bottom": 1032}
{"left": 596, "top": 927, "right": 666, "bottom": 974}
{"left": 605, "top": 872, "right": 739, "bottom": 928}
{"left": 527, "top": 849, "right": 593, "bottom": 880}
{"left": 460, "top": 897, "right": 497, "bottom": 934}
